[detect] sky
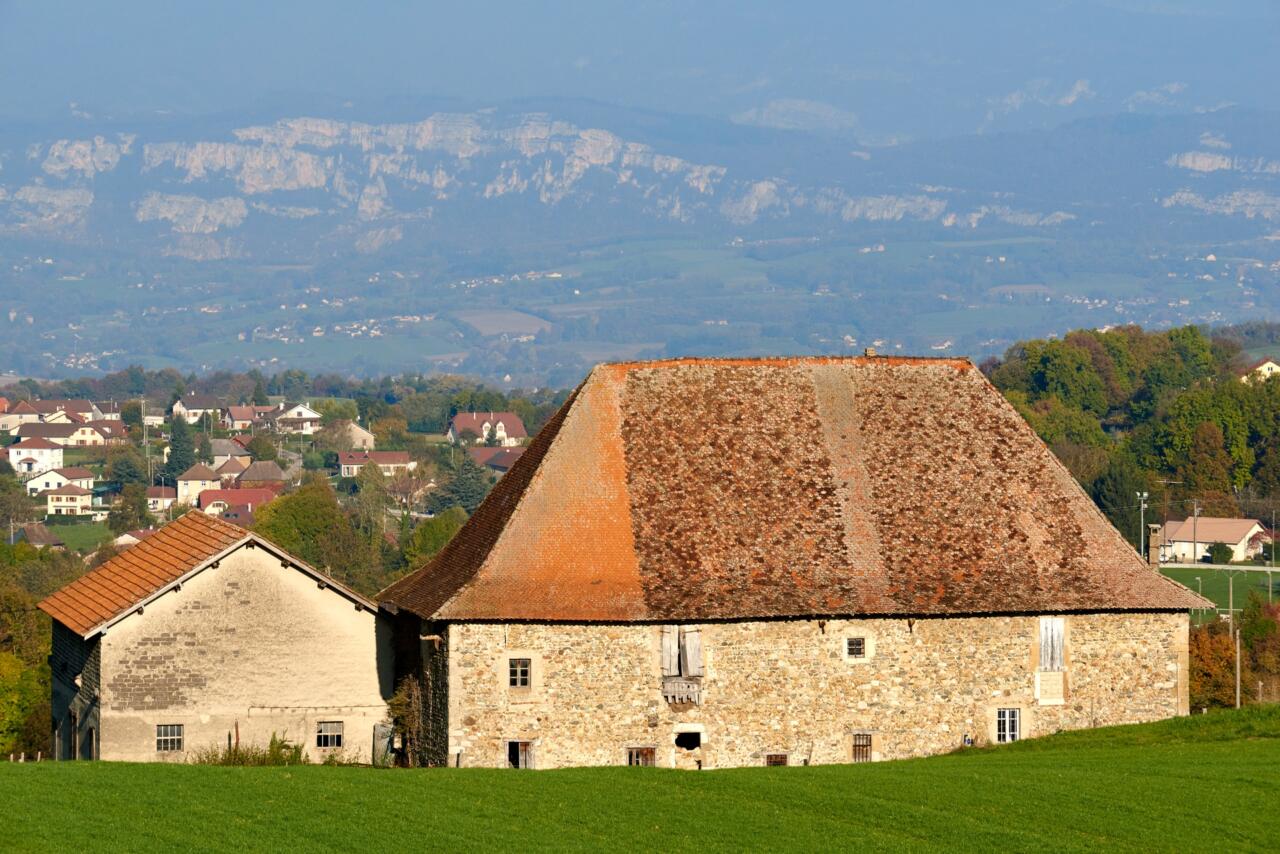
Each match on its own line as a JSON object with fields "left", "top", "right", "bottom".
{"left": 2, "top": 1, "right": 1279, "bottom": 140}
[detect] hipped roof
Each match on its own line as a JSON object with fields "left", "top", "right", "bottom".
{"left": 381, "top": 356, "right": 1208, "bottom": 623}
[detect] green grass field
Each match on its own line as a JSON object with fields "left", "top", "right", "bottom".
{"left": 3, "top": 708, "right": 1277, "bottom": 852}
{"left": 1161, "top": 566, "right": 1278, "bottom": 615}
{"left": 51, "top": 522, "right": 110, "bottom": 553}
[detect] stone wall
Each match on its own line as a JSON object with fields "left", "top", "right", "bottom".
{"left": 444, "top": 612, "right": 1188, "bottom": 769}
{"left": 50, "top": 621, "right": 100, "bottom": 759}
{"left": 96, "top": 542, "right": 392, "bottom": 762}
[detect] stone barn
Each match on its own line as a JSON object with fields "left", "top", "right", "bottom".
{"left": 40, "top": 511, "right": 392, "bottom": 762}
{"left": 380, "top": 356, "right": 1209, "bottom": 770}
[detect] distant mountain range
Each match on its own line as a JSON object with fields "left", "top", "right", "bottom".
{"left": 1, "top": 101, "right": 1279, "bottom": 382}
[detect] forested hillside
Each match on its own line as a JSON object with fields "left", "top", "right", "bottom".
{"left": 983, "top": 324, "right": 1280, "bottom": 544}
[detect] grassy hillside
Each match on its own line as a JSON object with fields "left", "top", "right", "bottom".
{"left": 3, "top": 708, "right": 1278, "bottom": 852}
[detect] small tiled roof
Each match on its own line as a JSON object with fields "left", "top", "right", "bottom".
{"left": 52, "top": 467, "right": 95, "bottom": 480}
{"left": 197, "top": 488, "right": 278, "bottom": 510}
{"left": 468, "top": 446, "right": 525, "bottom": 471}
{"left": 382, "top": 356, "right": 1209, "bottom": 622}
{"left": 146, "top": 486, "right": 177, "bottom": 499}
{"left": 31, "top": 399, "right": 93, "bottom": 414}
{"left": 178, "top": 463, "right": 219, "bottom": 481}
{"left": 216, "top": 457, "right": 249, "bottom": 475}
{"left": 340, "top": 451, "right": 411, "bottom": 466}
{"left": 175, "top": 394, "right": 223, "bottom": 411}
{"left": 238, "top": 460, "right": 286, "bottom": 482}
{"left": 39, "top": 511, "right": 373, "bottom": 637}
{"left": 9, "top": 437, "right": 61, "bottom": 451}
{"left": 45, "top": 484, "right": 92, "bottom": 496}
{"left": 1161, "top": 517, "right": 1263, "bottom": 546}
{"left": 210, "top": 438, "right": 251, "bottom": 457}
{"left": 16, "top": 422, "right": 78, "bottom": 439}
{"left": 11, "top": 523, "right": 63, "bottom": 548}
{"left": 448, "top": 411, "right": 528, "bottom": 439}
{"left": 39, "top": 512, "right": 246, "bottom": 635}
{"left": 10, "top": 400, "right": 39, "bottom": 414}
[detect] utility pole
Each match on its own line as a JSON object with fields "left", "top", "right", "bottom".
{"left": 1235, "top": 628, "right": 1242, "bottom": 710}
{"left": 1136, "top": 491, "right": 1149, "bottom": 558}
{"left": 1192, "top": 499, "right": 1201, "bottom": 566}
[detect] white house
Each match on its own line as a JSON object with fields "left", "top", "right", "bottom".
{"left": 172, "top": 394, "right": 223, "bottom": 426}
{"left": 8, "top": 438, "right": 64, "bottom": 475}
{"left": 446, "top": 411, "right": 528, "bottom": 447}
{"left": 1240, "top": 357, "right": 1280, "bottom": 384}
{"left": 44, "top": 484, "right": 94, "bottom": 517}
{"left": 25, "top": 467, "right": 95, "bottom": 497}
{"left": 338, "top": 451, "right": 416, "bottom": 479}
{"left": 268, "top": 402, "right": 323, "bottom": 435}
{"left": 146, "top": 486, "right": 177, "bottom": 513}
{"left": 1159, "top": 517, "right": 1267, "bottom": 563}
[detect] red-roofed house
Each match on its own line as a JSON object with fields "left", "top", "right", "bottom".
{"left": 197, "top": 488, "right": 278, "bottom": 515}
{"left": 338, "top": 451, "right": 416, "bottom": 479}
{"left": 1239, "top": 357, "right": 1280, "bottom": 383}
{"left": 446, "top": 411, "right": 527, "bottom": 447}
{"left": 0, "top": 399, "right": 41, "bottom": 432}
{"left": 43, "top": 484, "right": 93, "bottom": 517}
{"left": 146, "top": 486, "right": 178, "bottom": 514}
{"left": 467, "top": 446, "right": 526, "bottom": 474}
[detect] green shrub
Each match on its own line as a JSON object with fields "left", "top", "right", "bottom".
{"left": 189, "top": 733, "right": 308, "bottom": 766}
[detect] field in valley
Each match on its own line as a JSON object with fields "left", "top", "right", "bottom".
{"left": 3, "top": 708, "right": 1277, "bottom": 852}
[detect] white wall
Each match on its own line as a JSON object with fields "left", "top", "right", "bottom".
{"left": 97, "top": 543, "right": 391, "bottom": 762}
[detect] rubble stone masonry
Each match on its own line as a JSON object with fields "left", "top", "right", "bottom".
{"left": 445, "top": 611, "right": 1188, "bottom": 769}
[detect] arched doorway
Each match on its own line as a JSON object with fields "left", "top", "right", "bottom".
{"left": 79, "top": 727, "right": 96, "bottom": 760}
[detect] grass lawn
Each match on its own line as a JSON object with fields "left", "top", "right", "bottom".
{"left": 3, "top": 708, "right": 1278, "bottom": 852}
{"left": 51, "top": 522, "right": 111, "bottom": 553}
{"left": 1160, "top": 566, "right": 1278, "bottom": 615}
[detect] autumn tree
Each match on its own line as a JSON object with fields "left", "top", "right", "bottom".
{"left": 245, "top": 434, "right": 278, "bottom": 462}
{"left": 403, "top": 506, "right": 466, "bottom": 567}
{"left": 107, "top": 483, "right": 156, "bottom": 535}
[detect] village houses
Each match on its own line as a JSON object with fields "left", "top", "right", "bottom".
{"left": 1239, "top": 356, "right": 1280, "bottom": 383}
{"left": 267, "top": 402, "right": 323, "bottom": 435}
{"left": 38, "top": 512, "right": 392, "bottom": 763}
{"left": 44, "top": 484, "right": 94, "bottom": 518}
{"left": 446, "top": 411, "right": 527, "bottom": 447}
{"left": 172, "top": 393, "right": 223, "bottom": 426}
{"left": 380, "top": 356, "right": 1208, "bottom": 769}
{"left": 25, "top": 466, "right": 95, "bottom": 497}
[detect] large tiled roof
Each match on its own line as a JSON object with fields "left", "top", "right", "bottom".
{"left": 381, "top": 356, "right": 1208, "bottom": 622}
{"left": 38, "top": 512, "right": 246, "bottom": 636}
{"left": 238, "top": 460, "right": 286, "bottom": 482}
{"left": 448, "top": 411, "right": 528, "bottom": 439}
{"left": 1162, "top": 517, "right": 1263, "bottom": 546}
{"left": 178, "top": 463, "right": 219, "bottom": 481}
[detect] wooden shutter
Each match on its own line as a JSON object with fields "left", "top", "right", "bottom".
{"left": 1039, "top": 617, "right": 1064, "bottom": 672}
{"left": 661, "top": 626, "right": 680, "bottom": 676}
{"left": 680, "top": 627, "right": 703, "bottom": 677}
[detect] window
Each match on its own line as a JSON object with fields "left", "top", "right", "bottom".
{"left": 156, "top": 724, "right": 184, "bottom": 752}
{"left": 996, "top": 708, "right": 1020, "bottom": 744}
{"left": 674, "top": 731, "right": 702, "bottom": 751}
{"left": 507, "top": 741, "right": 532, "bottom": 769}
{"left": 627, "top": 747, "right": 656, "bottom": 766}
{"left": 316, "top": 721, "right": 344, "bottom": 749}
{"left": 846, "top": 637, "right": 866, "bottom": 659}
{"left": 1039, "top": 617, "right": 1065, "bottom": 672}
{"left": 509, "top": 657, "right": 531, "bottom": 688}
{"left": 765, "top": 753, "right": 788, "bottom": 767}
{"left": 852, "top": 733, "right": 873, "bottom": 763}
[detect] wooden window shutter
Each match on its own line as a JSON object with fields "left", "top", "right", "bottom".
{"left": 661, "top": 626, "right": 680, "bottom": 676}
{"left": 680, "top": 627, "right": 703, "bottom": 677}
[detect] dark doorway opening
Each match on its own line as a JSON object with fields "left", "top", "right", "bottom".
{"left": 675, "top": 731, "right": 701, "bottom": 751}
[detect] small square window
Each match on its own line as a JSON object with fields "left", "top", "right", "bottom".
{"left": 996, "top": 708, "right": 1020, "bottom": 744}
{"left": 852, "top": 733, "right": 873, "bottom": 763}
{"left": 765, "top": 753, "right": 788, "bottom": 767}
{"left": 509, "top": 658, "right": 531, "bottom": 688}
{"left": 627, "top": 747, "right": 656, "bottom": 766}
{"left": 156, "top": 724, "right": 184, "bottom": 752}
{"left": 317, "top": 721, "right": 344, "bottom": 749}
{"left": 846, "top": 637, "right": 866, "bottom": 658}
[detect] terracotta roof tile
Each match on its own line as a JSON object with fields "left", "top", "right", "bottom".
{"left": 38, "top": 512, "right": 247, "bottom": 635}
{"left": 448, "top": 411, "right": 528, "bottom": 439}
{"left": 178, "top": 463, "right": 219, "bottom": 481}
{"left": 381, "top": 356, "right": 1209, "bottom": 621}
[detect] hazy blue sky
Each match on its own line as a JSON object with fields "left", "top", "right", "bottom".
{"left": 3, "top": 1, "right": 1278, "bottom": 139}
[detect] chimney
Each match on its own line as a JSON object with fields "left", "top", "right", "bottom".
{"left": 1147, "top": 524, "right": 1161, "bottom": 567}
{"left": 864, "top": 347, "right": 877, "bottom": 357}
